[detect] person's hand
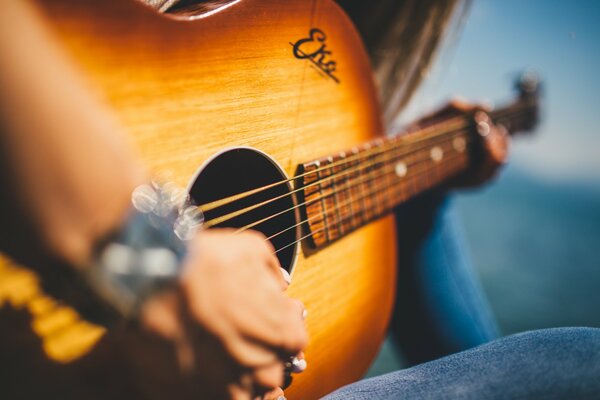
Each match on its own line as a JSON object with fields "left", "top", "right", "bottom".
{"left": 260, "top": 387, "right": 286, "bottom": 400}
{"left": 120, "top": 229, "right": 308, "bottom": 400}
{"left": 412, "top": 99, "right": 511, "bottom": 189}
{"left": 257, "top": 351, "right": 307, "bottom": 400}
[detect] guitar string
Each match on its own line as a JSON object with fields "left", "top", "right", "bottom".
{"left": 263, "top": 149, "right": 467, "bottom": 243}
{"left": 273, "top": 155, "right": 466, "bottom": 254}
{"left": 201, "top": 129, "right": 469, "bottom": 228}
{"left": 199, "top": 120, "right": 468, "bottom": 223}
{"left": 196, "top": 104, "right": 533, "bottom": 213}
{"left": 241, "top": 147, "right": 460, "bottom": 236}
{"left": 271, "top": 152, "right": 468, "bottom": 255}
{"left": 202, "top": 105, "right": 533, "bottom": 233}
{"left": 236, "top": 138, "right": 469, "bottom": 236}
{"left": 197, "top": 115, "right": 471, "bottom": 212}
{"left": 202, "top": 129, "right": 467, "bottom": 228}
{"left": 268, "top": 105, "right": 536, "bottom": 254}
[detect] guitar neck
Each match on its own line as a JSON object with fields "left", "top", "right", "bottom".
{"left": 297, "top": 117, "right": 469, "bottom": 248}
{"left": 297, "top": 86, "right": 539, "bottom": 250}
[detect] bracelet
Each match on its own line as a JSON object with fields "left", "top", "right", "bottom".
{"left": 82, "top": 180, "right": 203, "bottom": 320}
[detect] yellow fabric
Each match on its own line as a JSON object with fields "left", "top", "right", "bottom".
{"left": 0, "top": 255, "right": 105, "bottom": 362}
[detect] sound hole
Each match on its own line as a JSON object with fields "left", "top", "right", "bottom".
{"left": 189, "top": 148, "right": 298, "bottom": 272}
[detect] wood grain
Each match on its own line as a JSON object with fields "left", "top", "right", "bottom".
{"left": 0, "top": 0, "right": 397, "bottom": 398}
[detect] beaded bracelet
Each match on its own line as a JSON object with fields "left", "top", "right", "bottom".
{"left": 82, "top": 180, "right": 203, "bottom": 319}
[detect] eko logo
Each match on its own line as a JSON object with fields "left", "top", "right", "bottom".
{"left": 291, "top": 28, "right": 339, "bottom": 84}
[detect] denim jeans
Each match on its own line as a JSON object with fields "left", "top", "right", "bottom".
{"left": 392, "top": 194, "right": 500, "bottom": 364}
{"left": 323, "top": 327, "right": 600, "bottom": 399}
{"left": 322, "top": 194, "right": 600, "bottom": 399}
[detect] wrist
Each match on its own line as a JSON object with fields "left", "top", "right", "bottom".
{"left": 47, "top": 170, "right": 148, "bottom": 270}
{"left": 82, "top": 180, "right": 203, "bottom": 322}
{"left": 37, "top": 180, "right": 202, "bottom": 327}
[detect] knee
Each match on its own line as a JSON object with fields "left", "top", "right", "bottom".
{"left": 499, "top": 327, "right": 600, "bottom": 373}
{"left": 509, "top": 327, "right": 600, "bottom": 350}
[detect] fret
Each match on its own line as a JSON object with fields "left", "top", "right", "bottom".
{"left": 373, "top": 139, "right": 389, "bottom": 216}
{"left": 356, "top": 146, "right": 374, "bottom": 222}
{"left": 449, "top": 133, "right": 470, "bottom": 179}
{"left": 390, "top": 135, "right": 408, "bottom": 203}
{"left": 427, "top": 141, "right": 438, "bottom": 191}
{"left": 315, "top": 161, "right": 335, "bottom": 242}
{"left": 380, "top": 139, "right": 397, "bottom": 210}
{"left": 331, "top": 152, "right": 356, "bottom": 233}
{"left": 423, "top": 144, "right": 442, "bottom": 193}
{"left": 351, "top": 147, "right": 367, "bottom": 225}
{"left": 316, "top": 158, "right": 340, "bottom": 242}
{"left": 324, "top": 156, "right": 344, "bottom": 237}
{"left": 437, "top": 137, "right": 455, "bottom": 183}
{"left": 365, "top": 143, "right": 384, "bottom": 217}
{"left": 403, "top": 140, "right": 421, "bottom": 200}
{"left": 301, "top": 161, "right": 328, "bottom": 248}
{"left": 434, "top": 132, "right": 466, "bottom": 187}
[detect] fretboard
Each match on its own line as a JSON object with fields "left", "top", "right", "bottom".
{"left": 297, "top": 118, "right": 471, "bottom": 249}
{"left": 297, "top": 84, "right": 539, "bottom": 250}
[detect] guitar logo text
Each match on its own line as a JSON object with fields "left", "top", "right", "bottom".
{"left": 291, "top": 28, "right": 340, "bottom": 84}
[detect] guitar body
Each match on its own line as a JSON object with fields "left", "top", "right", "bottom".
{"left": 16, "top": 0, "right": 397, "bottom": 398}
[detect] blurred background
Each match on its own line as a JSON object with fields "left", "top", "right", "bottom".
{"left": 370, "top": 0, "right": 600, "bottom": 375}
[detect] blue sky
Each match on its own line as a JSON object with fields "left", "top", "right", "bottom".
{"left": 402, "top": 0, "right": 600, "bottom": 184}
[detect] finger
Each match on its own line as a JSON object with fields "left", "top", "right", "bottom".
{"left": 488, "top": 124, "right": 510, "bottom": 165}
{"left": 472, "top": 129, "right": 508, "bottom": 185}
{"left": 279, "top": 268, "right": 291, "bottom": 289}
{"left": 242, "top": 297, "right": 307, "bottom": 355}
{"left": 245, "top": 231, "right": 288, "bottom": 290}
{"left": 138, "top": 289, "right": 200, "bottom": 373}
{"left": 266, "top": 252, "right": 287, "bottom": 291}
{"left": 290, "top": 298, "right": 306, "bottom": 321}
{"left": 472, "top": 117, "right": 508, "bottom": 166}
{"left": 482, "top": 126, "right": 510, "bottom": 169}
{"left": 253, "top": 362, "right": 285, "bottom": 389}
{"left": 234, "top": 309, "right": 307, "bottom": 360}
{"left": 280, "top": 299, "right": 309, "bottom": 353}
{"left": 231, "top": 283, "right": 307, "bottom": 354}
{"left": 447, "top": 97, "right": 474, "bottom": 112}
{"left": 289, "top": 355, "right": 307, "bottom": 374}
{"left": 290, "top": 351, "right": 306, "bottom": 373}
{"left": 229, "top": 381, "right": 253, "bottom": 400}
{"left": 262, "top": 387, "right": 285, "bottom": 400}
{"left": 224, "top": 333, "right": 281, "bottom": 367}
{"left": 138, "top": 289, "right": 184, "bottom": 340}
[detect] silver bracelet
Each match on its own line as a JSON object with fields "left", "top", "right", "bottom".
{"left": 83, "top": 181, "right": 203, "bottom": 318}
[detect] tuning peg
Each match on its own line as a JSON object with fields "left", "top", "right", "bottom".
{"left": 515, "top": 70, "right": 541, "bottom": 99}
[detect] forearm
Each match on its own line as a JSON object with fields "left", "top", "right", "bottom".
{"left": 0, "top": 0, "right": 146, "bottom": 267}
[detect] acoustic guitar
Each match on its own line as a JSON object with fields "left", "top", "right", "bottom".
{"left": 0, "top": 0, "right": 539, "bottom": 398}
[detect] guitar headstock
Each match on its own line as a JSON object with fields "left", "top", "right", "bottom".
{"left": 492, "top": 71, "right": 542, "bottom": 135}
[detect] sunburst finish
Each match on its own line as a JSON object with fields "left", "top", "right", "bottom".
{"left": 0, "top": 1, "right": 397, "bottom": 399}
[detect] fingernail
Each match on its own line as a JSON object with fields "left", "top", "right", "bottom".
{"left": 291, "top": 357, "right": 307, "bottom": 373}
{"left": 477, "top": 120, "right": 491, "bottom": 137}
{"left": 280, "top": 268, "right": 291, "bottom": 285}
{"left": 277, "top": 396, "right": 287, "bottom": 400}
{"left": 302, "top": 309, "right": 308, "bottom": 320}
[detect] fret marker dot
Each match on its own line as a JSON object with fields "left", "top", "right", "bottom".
{"left": 430, "top": 146, "right": 444, "bottom": 163}
{"left": 395, "top": 162, "right": 408, "bottom": 177}
{"left": 453, "top": 137, "right": 466, "bottom": 153}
